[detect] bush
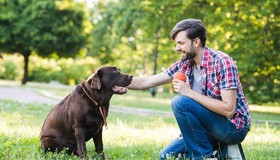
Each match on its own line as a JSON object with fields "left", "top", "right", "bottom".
{"left": 0, "top": 54, "right": 22, "bottom": 80}
{"left": 3, "top": 61, "right": 19, "bottom": 80}
{"left": 0, "top": 54, "right": 101, "bottom": 85}
{"left": 27, "top": 55, "right": 101, "bottom": 85}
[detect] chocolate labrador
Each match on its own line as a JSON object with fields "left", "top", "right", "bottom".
{"left": 40, "top": 66, "right": 133, "bottom": 159}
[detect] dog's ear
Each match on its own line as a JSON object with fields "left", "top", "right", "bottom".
{"left": 91, "top": 72, "right": 101, "bottom": 90}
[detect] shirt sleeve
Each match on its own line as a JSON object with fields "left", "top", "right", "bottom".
{"left": 218, "top": 56, "right": 238, "bottom": 90}
{"left": 164, "top": 60, "right": 182, "bottom": 78}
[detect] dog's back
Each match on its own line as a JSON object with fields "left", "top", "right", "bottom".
{"left": 40, "top": 93, "right": 77, "bottom": 152}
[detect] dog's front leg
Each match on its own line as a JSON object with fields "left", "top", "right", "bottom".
{"left": 74, "top": 127, "right": 87, "bottom": 158}
{"left": 93, "top": 128, "right": 105, "bottom": 159}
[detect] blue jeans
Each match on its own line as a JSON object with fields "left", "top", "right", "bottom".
{"left": 160, "top": 95, "right": 248, "bottom": 160}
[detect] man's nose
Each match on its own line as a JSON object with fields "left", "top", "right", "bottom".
{"left": 175, "top": 45, "right": 181, "bottom": 51}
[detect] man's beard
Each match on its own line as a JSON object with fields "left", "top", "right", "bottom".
{"left": 181, "top": 47, "right": 196, "bottom": 61}
{"left": 183, "top": 52, "right": 196, "bottom": 60}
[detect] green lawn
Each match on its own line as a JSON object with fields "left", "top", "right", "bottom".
{"left": 0, "top": 100, "right": 279, "bottom": 159}
{"left": 0, "top": 80, "right": 280, "bottom": 159}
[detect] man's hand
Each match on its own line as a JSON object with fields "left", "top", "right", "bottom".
{"left": 172, "top": 76, "right": 192, "bottom": 97}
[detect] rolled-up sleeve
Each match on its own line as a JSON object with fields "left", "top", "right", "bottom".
{"left": 164, "top": 60, "right": 182, "bottom": 78}
{"left": 219, "top": 57, "right": 238, "bottom": 90}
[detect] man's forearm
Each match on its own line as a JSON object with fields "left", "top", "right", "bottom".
{"left": 127, "top": 77, "right": 149, "bottom": 90}
{"left": 128, "top": 73, "right": 172, "bottom": 90}
{"left": 186, "top": 89, "right": 237, "bottom": 118}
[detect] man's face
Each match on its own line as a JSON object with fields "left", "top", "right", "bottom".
{"left": 174, "top": 31, "right": 196, "bottom": 61}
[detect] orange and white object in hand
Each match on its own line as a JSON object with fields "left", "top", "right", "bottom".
{"left": 173, "top": 72, "right": 186, "bottom": 82}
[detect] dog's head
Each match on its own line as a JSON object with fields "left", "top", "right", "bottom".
{"left": 88, "top": 66, "right": 133, "bottom": 94}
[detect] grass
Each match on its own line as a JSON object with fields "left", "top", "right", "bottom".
{"left": 0, "top": 100, "right": 279, "bottom": 159}
{"left": 0, "top": 80, "right": 280, "bottom": 159}
{"left": 0, "top": 100, "right": 177, "bottom": 160}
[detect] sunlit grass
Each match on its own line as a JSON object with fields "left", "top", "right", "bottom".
{"left": 0, "top": 100, "right": 178, "bottom": 159}
{"left": 0, "top": 100, "right": 280, "bottom": 159}
{"left": 243, "top": 123, "right": 280, "bottom": 159}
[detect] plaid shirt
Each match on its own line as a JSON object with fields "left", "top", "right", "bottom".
{"left": 165, "top": 46, "right": 251, "bottom": 129}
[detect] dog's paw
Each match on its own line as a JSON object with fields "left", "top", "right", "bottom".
{"left": 98, "top": 151, "right": 105, "bottom": 160}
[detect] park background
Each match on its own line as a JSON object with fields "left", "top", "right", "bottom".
{"left": 0, "top": 0, "right": 279, "bottom": 159}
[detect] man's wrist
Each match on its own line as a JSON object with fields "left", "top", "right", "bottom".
{"left": 184, "top": 89, "right": 194, "bottom": 98}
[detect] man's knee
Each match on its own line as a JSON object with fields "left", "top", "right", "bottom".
{"left": 171, "top": 95, "right": 193, "bottom": 112}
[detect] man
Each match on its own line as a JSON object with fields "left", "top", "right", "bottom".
{"left": 128, "top": 18, "right": 250, "bottom": 160}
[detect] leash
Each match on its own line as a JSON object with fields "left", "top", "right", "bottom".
{"left": 81, "top": 84, "right": 108, "bottom": 129}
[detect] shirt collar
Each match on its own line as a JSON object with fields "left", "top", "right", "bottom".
{"left": 182, "top": 46, "right": 211, "bottom": 69}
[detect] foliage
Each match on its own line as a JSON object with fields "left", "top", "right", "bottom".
{"left": 89, "top": 0, "right": 279, "bottom": 104}
{"left": 192, "top": 0, "right": 280, "bottom": 104}
{"left": 0, "top": 54, "right": 101, "bottom": 85}
{"left": 0, "top": 54, "right": 23, "bottom": 80}
{"left": 0, "top": 0, "right": 279, "bottom": 103}
{"left": 1, "top": 61, "right": 18, "bottom": 80}
{"left": 0, "top": 0, "right": 90, "bottom": 84}
{"left": 28, "top": 55, "right": 101, "bottom": 85}
{"left": 90, "top": 0, "right": 183, "bottom": 74}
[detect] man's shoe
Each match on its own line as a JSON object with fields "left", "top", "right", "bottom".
{"left": 227, "top": 144, "right": 246, "bottom": 160}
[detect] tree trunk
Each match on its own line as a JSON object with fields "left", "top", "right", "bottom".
{"left": 150, "top": 31, "right": 160, "bottom": 97}
{"left": 21, "top": 52, "right": 31, "bottom": 85}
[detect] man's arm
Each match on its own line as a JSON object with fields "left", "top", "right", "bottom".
{"left": 188, "top": 89, "right": 237, "bottom": 118}
{"left": 128, "top": 72, "right": 172, "bottom": 90}
{"left": 173, "top": 79, "right": 237, "bottom": 118}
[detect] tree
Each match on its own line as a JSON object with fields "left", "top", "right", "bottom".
{"left": 89, "top": 0, "right": 279, "bottom": 103}
{"left": 184, "top": 0, "right": 280, "bottom": 104}
{"left": 0, "top": 0, "right": 88, "bottom": 84}
{"left": 89, "top": 0, "right": 196, "bottom": 96}
{"left": 89, "top": 0, "right": 187, "bottom": 72}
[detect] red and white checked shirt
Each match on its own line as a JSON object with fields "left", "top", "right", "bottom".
{"left": 165, "top": 47, "right": 251, "bottom": 129}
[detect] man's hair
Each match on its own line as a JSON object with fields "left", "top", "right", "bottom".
{"left": 170, "top": 19, "right": 207, "bottom": 47}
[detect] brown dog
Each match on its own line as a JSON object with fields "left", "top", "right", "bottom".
{"left": 40, "top": 66, "right": 133, "bottom": 159}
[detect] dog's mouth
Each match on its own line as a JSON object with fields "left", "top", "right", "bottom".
{"left": 112, "top": 85, "right": 128, "bottom": 94}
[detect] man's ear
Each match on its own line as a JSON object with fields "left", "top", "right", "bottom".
{"left": 91, "top": 72, "right": 101, "bottom": 90}
{"left": 194, "top": 38, "right": 201, "bottom": 47}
